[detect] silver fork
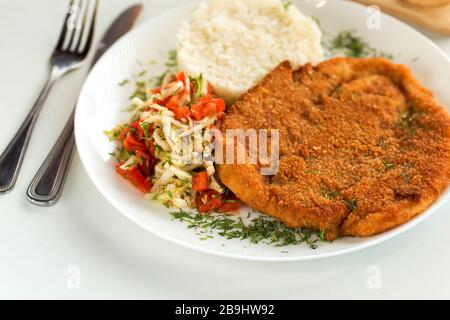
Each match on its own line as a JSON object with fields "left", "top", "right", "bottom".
{"left": 0, "top": 0, "right": 98, "bottom": 194}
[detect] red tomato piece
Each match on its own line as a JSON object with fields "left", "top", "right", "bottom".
{"left": 123, "top": 133, "right": 147, "bottom": 153}
{"left": 202, "top": 103, "right": 217, "bottom": 118}
{"left": 197, "top": 190, "right": 222, "bottom": 213}
{"left": 176, "top": 71, "right": 187, "bottom": 83}
{"left": 192, "top": 171, "right": 209, "bottom": 192}
{"left": 166, "top": 96, "right": 179, "bottom": 110}
{"left": 173, "top": 106, "right": 190, "bottom": 121}
{"left": 190, "top": 103, "right": 204, "bottom": 121}
{"left": 207, "top": 82, "right": 214, "bottom": 94}
{"left": 118, "top": 127, "right": 130, "bottom": 141}
{"left": 130, "top": 121, "right": 145, "bottom": 140}
{"left": 212, "top": 98, "right": 226, "bottom": 112}
{"left": 116, "top": 166, "right": 152, "bottom": 193}
{"left": 218, "top": 201, "right": 241, "bottom": 213}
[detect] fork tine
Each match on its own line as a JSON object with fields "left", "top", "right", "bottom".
{"left": 67, "top": 0, "right": 84, "bottom": 51}
{"left": 79, "top": 0, "right": 99, "bottom": 55}
{"left": 55, "top": 0, "right": 76, "bottom": 50}
{"left": 74, "top": 0, "right": 88, "bottom": 52}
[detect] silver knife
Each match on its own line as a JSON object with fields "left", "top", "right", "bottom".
{"left": 27, "top": 4, "right": 144, "bottom": 206}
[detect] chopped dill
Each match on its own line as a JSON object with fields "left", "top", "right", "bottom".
{"left": 325, "top": 30, "right": 394, "bottom": 59}
{"left": 118, "top": 79, "right": 130, "bottom": 86}
{"left": 170, "top": 210, "right": 326, "bottom": 249}
{"left": 140, "top": 121, "right": 151, "bottom": 149}
{"left": 165, "top": 49, "right": 178, "bottom": 67}
{"left": 129, "top": 80, "right": 147, "bottom": 100}
{"left": 311, "top": 16, "right": 321, "bottom": 29}
{"left": 320, "top": 184, "right": 339, "bottom": 200}
{"left": 344, "top": 198, "right": 357, "bottom": 212}
{"left": 118, "top": 49, "right": 179, "bottom": 95}
{"left": 283, "top": 1, "right": 292, "bottom": 10}
{"left": 383, "top": 160, "right": 395, "bottom": 171}
{"left": 399, "top": 171, "right": 412, "bottom": 182}
{"left": 400, "top": 109, "right": 414, "bottom": 131}
{"left": 126, "top": 104, "right": 138, "bottom": 112}
{"left": 318, "top": 229, "right": 326, "bottom": 241}
{"left": 150, "top": 50, "right": 178, "bottom": 87}
{"left": 399, "top": 106, "right": 423, "bottom": 135}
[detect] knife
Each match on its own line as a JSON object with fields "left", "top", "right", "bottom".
{"left": 26, "top": 4, "right": 144, "bottom": 206}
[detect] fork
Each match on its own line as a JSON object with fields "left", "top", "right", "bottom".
{"left": 0, "top": 0, "right": 98, "bottom": 194}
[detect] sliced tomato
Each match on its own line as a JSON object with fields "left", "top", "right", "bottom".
{"left": 123, "top": 133, "right": 147, "bottom": 153}
{"left": 189, "top": 96, "right": 226, "bottom": 121}
{"left": 202, "top": 103, "right": 217, "bottom": 118}
{"left": 192, "top": 171, "right": 209, "bottom": 192}
{"left": 147, "top": 137, "right": 155, "bottom": 158}
{"left": 118, "top": 127, "right": 130, "bottom": 141}
{"left": 166, "top": 96, "right": 180, "bottom": 110}
{"left": 207, "top": 81, "right": 214, "bottom": 94}
{"left": 176, "top": 71, "right": 187, "bottom": 83}
{"left": 197, "top": 190, "right": 222, "bottom": 213}
{"left": 116, "top": 166, "right": 152, "bottom": 193}
{"left": 173, "top": 106, "right": 190, "bottom": 121}
{"left": 217, "top": 192, "right": 242, "bottom": 213}
{"left": 130, "top": 121, "right": 145, "bottom": 140}
{"left": 135, "top": 149, "right": 150, "bottom": 160}
{"left": 211, "top": 98, "right": 226, "bottom": 112}
{"left": 219, "top": 201, "right": 241, "bottom": 213}
{"left": 218, "top": 193, "right": 242, "bottom": 213}
{"left": 190, "top": 103, "right": 204, "bottom": 121}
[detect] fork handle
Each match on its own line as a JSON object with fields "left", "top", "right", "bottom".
{"left": 0, "top": 66, "right": 63, "bottom": 194}
{"left": 26, "top": 111, "right": 76, "bottom": 206}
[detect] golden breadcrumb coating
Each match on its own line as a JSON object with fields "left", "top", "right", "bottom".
{"left": 217, "top": 57, "right": 450, "bottom": 240}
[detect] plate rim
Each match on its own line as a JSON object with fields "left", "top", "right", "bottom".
{"left": 74, "top": 0, "right": 450, "bottom": 262}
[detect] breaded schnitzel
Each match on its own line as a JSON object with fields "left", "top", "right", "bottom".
{"left": 216, "top": 57, "right": 450, "bottom": 240}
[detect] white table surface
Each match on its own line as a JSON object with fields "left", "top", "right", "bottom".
{"left": 1, "top": 0, "right": 450, "bottom": 300}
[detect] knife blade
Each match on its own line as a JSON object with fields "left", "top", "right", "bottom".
{"left": 91, "top": 4, "right": 143, "bottom": 68}
{"left": 26, "top": 4, "right": 144, "bottom": 206}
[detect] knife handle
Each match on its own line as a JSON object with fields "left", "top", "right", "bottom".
{"left": 27, "top": 111, "right": 75, "bottom": 206}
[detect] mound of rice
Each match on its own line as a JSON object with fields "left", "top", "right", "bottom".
{"left": 177, "top": 0, "right": 324, "bottom": 103}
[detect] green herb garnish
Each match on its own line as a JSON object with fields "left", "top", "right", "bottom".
{"left": 190, "top": 73, "right": 206, "bottom": 100}
{"left": 344, "top": 198, "right": 357, "bottom": 212}
{"left": 171, "top": 210, "right": 326, "bottom": 249}
{"left": 383, "top": 160, "right": 395, "bottom": 171}
{"left": 399, "top": 107, "right": 423, "bottom": 135}
{"left": 119, "top": 79, "right": 130, "bottom": 86}
{"left": 129, "top": 80, "right": 147, "bottom": 100}
{"left": 116, "top": 149, "right": 132, "bottom": 162}
{"left": 326, "top": 30, "right": 393, "bottom": 59}
{"left": 150, "top": 49, "right": 179, "bottom": 87}
{"left": 320, "top": 184, "right": 339, "bottom": 200}
{"left": 311, "top": 16, "right": 321, "bottom": 29}
{"left": 318, "top": 229, "right": 326, "bottom": 241}
{"left": 140, "top": 121, "right": 152, "bottom": 149}
{"left": 283, "top": 1, "right": 292, "bottom": 10}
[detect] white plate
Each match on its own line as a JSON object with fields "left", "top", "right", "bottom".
{"left": 74, "top": 0, "right": 450, "bottom": 261}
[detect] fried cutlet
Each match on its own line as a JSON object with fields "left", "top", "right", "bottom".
{"left": 216, "top": 57, "right": 450, "bottom": 240}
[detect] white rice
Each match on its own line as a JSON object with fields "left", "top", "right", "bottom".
{"left": 177, "top": 0, "right": 324, "bottom": 103}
